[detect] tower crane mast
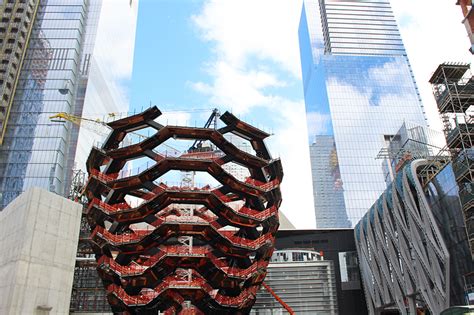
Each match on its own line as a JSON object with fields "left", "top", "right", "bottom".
{"left": 188, "top": 108, "right": 220, "bottom": 153}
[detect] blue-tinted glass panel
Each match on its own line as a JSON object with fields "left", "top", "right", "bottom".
{"left": 299, "top": 0, "right": 427, "bottom": 227}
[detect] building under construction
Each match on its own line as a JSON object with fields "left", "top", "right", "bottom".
{"left": 429, "top": 63, "right": 473, "bottom": 259}
{"left": 80, "top": 106, "right": 283, "bottom": 314}
{"left": 457, "top": 0, "right": 474, "bottom": 53}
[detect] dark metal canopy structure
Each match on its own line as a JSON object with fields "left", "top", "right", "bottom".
{"left": 83, "top": 106, "right": 283, "bottom": 314}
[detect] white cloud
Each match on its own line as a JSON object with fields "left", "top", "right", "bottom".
{"left": 192, "top": 0, "right": 314, "bottom": 229}
{"left": 367, "top": 58, "right": 410, "bottom": 87}
{"left": 192, "top": 0, "right": 303, "bottom": 77}
{"left": 94, "top": 0, "right": 139, "bottom": 80}
{"left": 157, "top": 111, "right": 192, "bottom": 127}
{"left": 391, "top": 0, "right": 474, "bottom": 130}
{"left": 265, "top": 98, "right": 316, "bottom": 229}
{"left": 189, "top": 0, "right": 474, "bottom": 229}
{"left": 189, "top": 61, "right": 286, "bottom": 114}
{"left": 306, "top": 111, "right": 331, "bottom": 138}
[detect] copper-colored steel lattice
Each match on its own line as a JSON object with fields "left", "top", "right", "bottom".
{"left": 83, "top": 107, "right": 283, "bottom": 314}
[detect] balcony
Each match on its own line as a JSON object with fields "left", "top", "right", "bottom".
{"left": 2, "top": 83, "right": 11, "bottom": 94}
{"left": 0, "top": 99, "right": 8, "bottom": 110}
{"left": 2, "top": 43, "right": 15, "bottom": 51}
{"left": 14, "top": 11, "right": 26, "bottom": 20}
{"left": 8, "top": 22, "right": 20, "bottom": 29}
{"left": 20, "top": 24, "right": 28, "bottom": 34}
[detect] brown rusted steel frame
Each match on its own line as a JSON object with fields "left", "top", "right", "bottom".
{"left": 84, "top": 106, "right": 283, "bottom": 314}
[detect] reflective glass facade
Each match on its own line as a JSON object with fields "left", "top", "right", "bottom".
{"left": 0, "top": 0, "right": 138, "bottom": 209}
{"left": 426, "top": 164, "right": 473, "bottom": 307}
{"left": 74, "top": 0, "right": 138, "bottom": 173}
{"left": 0, "top": 1, "right": 88, "bottom": 208}
{"left": 310, "top": 136, "right": 350, "bottom": 227}
{"left": 381, "top": 122, "right": 446, "bottom": 185}
{"left": 299, "top": 0, "right": 427, "bottom": 227}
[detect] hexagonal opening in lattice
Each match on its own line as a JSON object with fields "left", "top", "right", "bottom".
{"left": 84, "top": 107, "right": 282, "bottom": 314}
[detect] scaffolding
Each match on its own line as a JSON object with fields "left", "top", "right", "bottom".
{"left": 429, "top": 63, "right": 474, "bottom": 299}
{"left": 68, "top": 169, "right": 112, "bottom": 313}
{"left": 70, "top": 216, "right": 112, "bottom": 312}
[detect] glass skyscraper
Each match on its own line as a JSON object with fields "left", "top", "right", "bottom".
{"left": 0, "top": 0, "right": 138, "bottom": 209}
{"left": 299, "top": 0, "right": 427, "bottom": 227}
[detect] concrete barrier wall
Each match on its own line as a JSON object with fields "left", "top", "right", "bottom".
{"left": 0, "top": 187, "right": 82, "bottom": 314}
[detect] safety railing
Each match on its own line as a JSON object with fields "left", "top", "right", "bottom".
{"left": 91, "top": 198, "right": 129, "bottom": 213}
{"left": 100, "top": 244, "right": 268, "bottom": 281}
{"left": 94, "top": 215, "right": 274, "bottom": 251}
{"left": 89, "top": 169, "right": 118, "bottom": 182}
{"left": 109, "top": 272, "right": 258, "bottom": 307}
{"left": 245, "top": 178, "right": 280, "bottom": 191}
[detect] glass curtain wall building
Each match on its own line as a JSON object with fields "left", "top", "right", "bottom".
{"left": 0, "top": 0, "right": 138, "bottom": 209}
{"left": 73, "top": 0, "right": 138, "bottom": 170}
{"left": 299, "top": 0, "right": 427, "bottom": 227}
{"left": 0, "top": 0, "right": 87, "bottom": 208}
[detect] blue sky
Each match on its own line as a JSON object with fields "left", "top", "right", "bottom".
{"left": 128, "top": 0, "right": 316, "bottom": 228}
{"left": 130, "top": 1, "right": 209, "bottom": 113}
{"left": 129, "top": 0, "right": 304, "bottom": 120}
{"left": 127, "top": 0, "right": 472, "bottom": 228}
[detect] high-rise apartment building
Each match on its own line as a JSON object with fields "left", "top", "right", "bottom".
{"left": 299, "top": 0, "right": 427, "bottom": 227}
{"left": 0, "top": 0, "right": 138, "bottom": 209}
{"left": 0, "top": 0, "right": 40, "bottom": 144}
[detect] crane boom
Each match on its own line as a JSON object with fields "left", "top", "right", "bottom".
{"left": 49, "top": 112, "right": 108, "bottom": 126}
{"left": 49, "top": 112, "right": 180, "bottom": 155}
{"left": 262, "top": 282, "right": 295, "bottom": 314}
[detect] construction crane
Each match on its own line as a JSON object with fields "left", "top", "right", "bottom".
{"left": 49, "top": 109, "right": 222, "bottom": 149}
{"left": 49, "top": 112, "right": 180, "bottom": 155}
{"left": 49, "top": 110, "right": 222, "bottom": 188}
{"left": 180, "top": 108, "right": 223, "bottom": 188}
{"left": 54, "top": 109, "right": 294, "bottom": 313}
{"left": 50, "top": 112, "right": 144, "bottom": 140}
{"left": 187, "top": 108, "right": 220, "bottom": 153}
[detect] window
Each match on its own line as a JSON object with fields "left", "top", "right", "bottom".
{"left": 339, "top": 251, "right": 361, "bottom": 290}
